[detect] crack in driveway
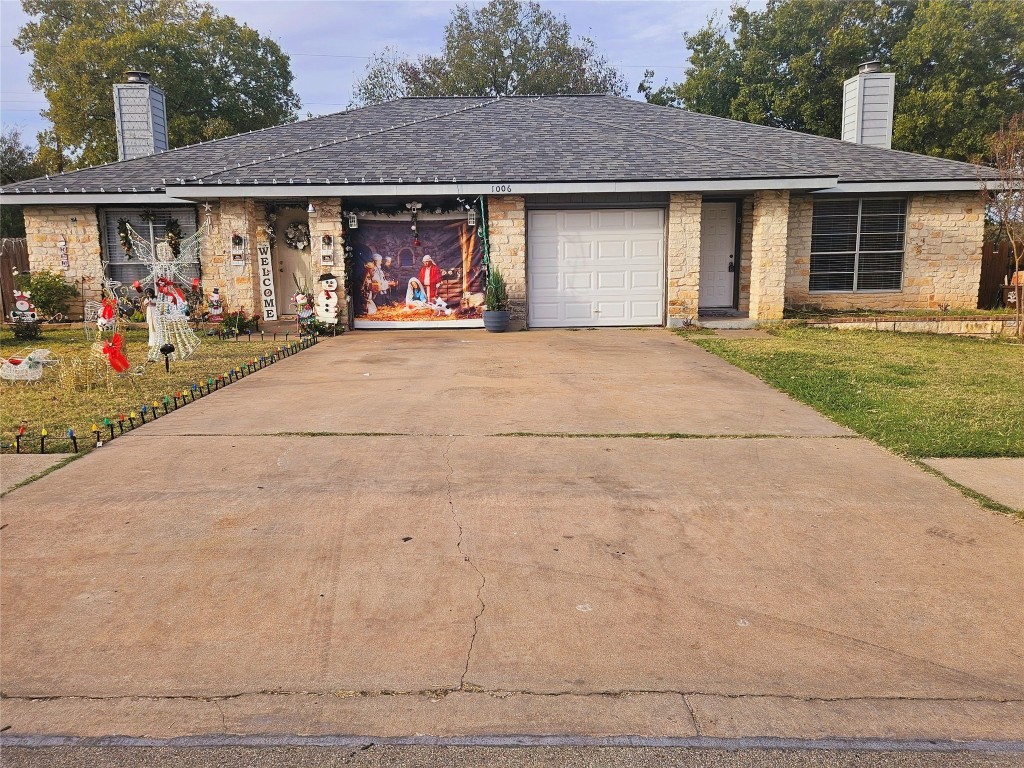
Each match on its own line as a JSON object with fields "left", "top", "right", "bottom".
{"left": 441, "top": 436, "right": 487, "bottom": 690}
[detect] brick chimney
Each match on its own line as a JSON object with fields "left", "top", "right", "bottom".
{"left": 113, "top": 71, "right": 169, "bottom": 161}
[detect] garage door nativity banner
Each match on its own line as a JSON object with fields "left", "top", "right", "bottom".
{"left": 351, "top": 216, "right": 486, "bottom": 328}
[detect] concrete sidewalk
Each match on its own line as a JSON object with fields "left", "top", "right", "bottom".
{"left": 1, "top": 330, "right": 1021, "bottom": 746}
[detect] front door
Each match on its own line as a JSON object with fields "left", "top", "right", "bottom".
{"left": 698, "top": 202, "right": 737, "bottom": 309}
{"left": 273, "top": 207, "right": 313, "bottom": 315}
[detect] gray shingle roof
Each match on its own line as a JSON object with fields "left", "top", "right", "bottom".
{"left": 0, "top": 95, "right": 990, "bottom": 195}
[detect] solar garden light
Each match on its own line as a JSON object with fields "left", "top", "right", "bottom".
{"left": 160, "top": 343, "right": 175, "bottom": 372}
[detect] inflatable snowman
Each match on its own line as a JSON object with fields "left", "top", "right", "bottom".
{"left": 315, "top": 272, "right": 340, "bottom": 325}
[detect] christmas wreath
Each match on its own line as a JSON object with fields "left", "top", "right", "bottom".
{"left": 285, "top": 222, "right": 311, "bottom": 250}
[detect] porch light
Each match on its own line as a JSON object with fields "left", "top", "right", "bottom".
{"left": 307, "top": 203, "right": 316, "bottom": 214}
{"left": 347, "top": 212, "right": 358, "bottom": 229}
{"left": 467, "top": 208, "right": 477, "bottom": 228}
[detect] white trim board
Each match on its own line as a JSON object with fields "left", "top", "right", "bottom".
{"left": 3, "top": 177, "right": 1000, "bottom": 205}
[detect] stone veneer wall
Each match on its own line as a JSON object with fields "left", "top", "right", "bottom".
{"left": 666, "top": 192, "right": 702, "bottom": 325}
{"left": 486, "top": 195, "right": 527, "bottom": 328}
{"left": 309, "top": 197, "right": 345, "bottom": 289}
{"left": 23, "top": 205, "right": 104, "bottom": 313}
{"left": 785, "top": 192, "right": 985, "bottom": 311}
{"left": 748, "top": 189, "right": 790, "bottom": 320}
{"left": 200, "top": 198, "right": 261, "bottom": 316}
{"left": 737, "top": 196, "right": 754, "bottom": 313}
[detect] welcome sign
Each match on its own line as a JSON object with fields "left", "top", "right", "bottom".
{"left": 258, "top": 241, "right": 277, "bottom": 321}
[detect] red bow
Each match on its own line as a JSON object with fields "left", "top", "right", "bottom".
{"left": 155, "top": 277, "right": 186, "bottom": 304}
{"left": 100, "top": 297, "right": 116, "bottom": 321}
{"left": 102, "top": 333, "right": 131, "bottom": 373}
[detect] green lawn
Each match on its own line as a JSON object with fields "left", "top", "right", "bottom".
{"left": 1, "top": 325, "right": 302, "bottom": 454}
{"left": 686, "top": 327, "right": 1023, "bottom": 459}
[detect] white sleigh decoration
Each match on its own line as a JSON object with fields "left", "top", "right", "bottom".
{"left": 1, "top": 349, "right": 56, "bottom": 383}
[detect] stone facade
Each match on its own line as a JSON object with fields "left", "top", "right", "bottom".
{"left": 749, "top": 190, "right": 790, "bottom": 320}
{"left": 486, "top": 195, "right": 527, "bottom": 328}
{"left": 17, "top": 188, "right": 987, "bottom": 329}
{"left": 23, "top": 205, "right": 104, "bottom": 313}
{"left": 666, "top": 192, "right": 702, "bottom": 325}
{"left": 199, "top": 198, "right": 260, "bottom": 316}
{"left": 737, "top": 196, "right": 754, "bottom": 313}
{"left": 785, "top": 192, "right": 984, "bottom": 311}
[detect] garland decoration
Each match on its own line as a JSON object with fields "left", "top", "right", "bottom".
{"left": 285, "top": 222, "right": 311, "bottom": 250}
{"left": 165, "top": 218, "right": 182, "bottom": 257}
{"left": 117, "top": 218, "right": 133, "bottom": 259}
{"left": 344, "top": 197, "right": 481, "bottom": 219}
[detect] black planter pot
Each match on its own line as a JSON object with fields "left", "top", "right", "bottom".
{"left": 482, "top": 309, "right": 511, "bottom": 333}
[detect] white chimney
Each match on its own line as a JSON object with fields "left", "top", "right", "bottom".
{"left": 841, "top": 60, "right": 895, "bottom": 149}
{"left": 113, "top": 71, "right": 169, "bottom": 161}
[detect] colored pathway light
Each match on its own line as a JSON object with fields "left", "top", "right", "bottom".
{"left": 104, "top": 417, "right": 114, "bottom": 441}
{"left": 15, "top": 424, "right": 25, "bottom": 453}
{"left": 118, "top": 413, "right": 126, "bottom": 434}
{"left": 129, "top": 411, "right": 137, "bottom": 428}
{"left": 162, "top": 395, "right": 171, "bottom": 415}
{"left": 40, "top": 427, "right": 47, "bottom": 454}
{"left": 91, "top": 423, "right": 100, "bottom": 445}
{"left": 68, "top": 428, "right": 78, "bottom": 453}
{"left": 153, "top": 400, "right": 161, "bottom": 418}
{"left": 160, "top": 343, "right": 175, "bottom": 373}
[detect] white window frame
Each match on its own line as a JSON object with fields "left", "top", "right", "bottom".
{"left": 809, "top": 197, "right": 907, "bottom": 293}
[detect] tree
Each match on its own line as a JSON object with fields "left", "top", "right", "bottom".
{"left": 0, "top": 128, "right": 42, "bottom": 237}
{"left": 893, "top": 0, "right": 1024, "bottom": 160}
{"left": 15, "top": 0, "right": 300, "bottom": 168}
{"left": 352, "top": 0, "right": 626, "bottom": 106}
{"left": 979, "top": 113, "right": 1024, "bottom": 334}
{"left": 655, "top": 0, "right": 1023, "bottom": 161}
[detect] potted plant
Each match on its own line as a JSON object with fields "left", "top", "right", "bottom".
{"left": 482, "top": 266, "right": 511, "bottom": 332}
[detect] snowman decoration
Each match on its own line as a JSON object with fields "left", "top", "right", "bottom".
{"left": 10, "top": 290, "right": 38, "bottom": 323}
{"left": 315, "top": 272, "right": 340, "bottom": 325}
{"left": 207, "top": 288, "right": 224, "bottom": 324}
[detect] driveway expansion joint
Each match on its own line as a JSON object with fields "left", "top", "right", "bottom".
{"left": 4, "top": 691, "right": 1022, "bottom": 704}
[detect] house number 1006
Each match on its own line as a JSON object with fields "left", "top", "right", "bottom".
{"left": 491, "top": 184, "right": 513, "bottom": 193}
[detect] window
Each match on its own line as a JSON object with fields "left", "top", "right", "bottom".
{"left": 101, "top": 208, "right": 198, "bottom": 287}
{"left": 810, "top": 198, "right": 906, "bottom": 292}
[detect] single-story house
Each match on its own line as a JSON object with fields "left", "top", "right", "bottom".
{"left": 0, "top": 65, "right": 991, "bottom": 329}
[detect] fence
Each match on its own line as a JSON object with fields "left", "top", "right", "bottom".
{"left": 978, "top": 241, "right": 1020, "bottom": 309}
{"left": 0, "top": 238, "right": 29, "bottom": 320}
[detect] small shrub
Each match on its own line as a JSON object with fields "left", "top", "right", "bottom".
{"left": 484, "top": 267, "right": 509, "bottom": 312}
{"left": 221, "top": 310, "right": 258, "bottom": 334}
{"left": 10, "top": 318, "right": 42, "bottom": 340}
{"left": 15, "top": 270, "right": 78, "bottom": 319}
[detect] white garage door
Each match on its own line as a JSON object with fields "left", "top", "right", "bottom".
{"left": 528, "top": 208, "right": 665, "bottom": 328}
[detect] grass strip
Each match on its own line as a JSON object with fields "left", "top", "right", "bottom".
{"left": 685, "top": 327, "right": 1023, "bottom": 459}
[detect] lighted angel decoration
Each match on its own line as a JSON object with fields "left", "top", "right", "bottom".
{"left": 125, "top": 222, "right": 205, "bottom": 362}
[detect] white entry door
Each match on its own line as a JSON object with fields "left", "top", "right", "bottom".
{"left": 273, "top": 207, "right": 313, "bottom": 315}
{"left": 528, "top": 208, "right": 665, "bottom": 327}
{"left": 698, "top": 202, "right": 737, "bottom": 308}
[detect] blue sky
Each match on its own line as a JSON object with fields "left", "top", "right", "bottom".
{"left": 1, "top": 0, "right": 750, "bottom": 145}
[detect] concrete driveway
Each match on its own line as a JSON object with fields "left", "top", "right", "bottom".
{"left": 2, "top": 330, "right": 1022, "bottom": 746}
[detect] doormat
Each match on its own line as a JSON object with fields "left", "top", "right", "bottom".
{"left": 698, "top": 309, "right": 734, "bottom": 317}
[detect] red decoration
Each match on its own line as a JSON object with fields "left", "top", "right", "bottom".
{"left": 191, "top": 277, "right": 200, "bottom": 291}
{"left": 132, "top": 280, "right": 143, "bottom": 293}
{"left": 100, "top": 297, "right": 116, "bottom": 322}
{"left": 102, "top": 333, "right": 131, "bottom": 373}
{"left": 155, "top": 276, "right": 186, "bottom": 305}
